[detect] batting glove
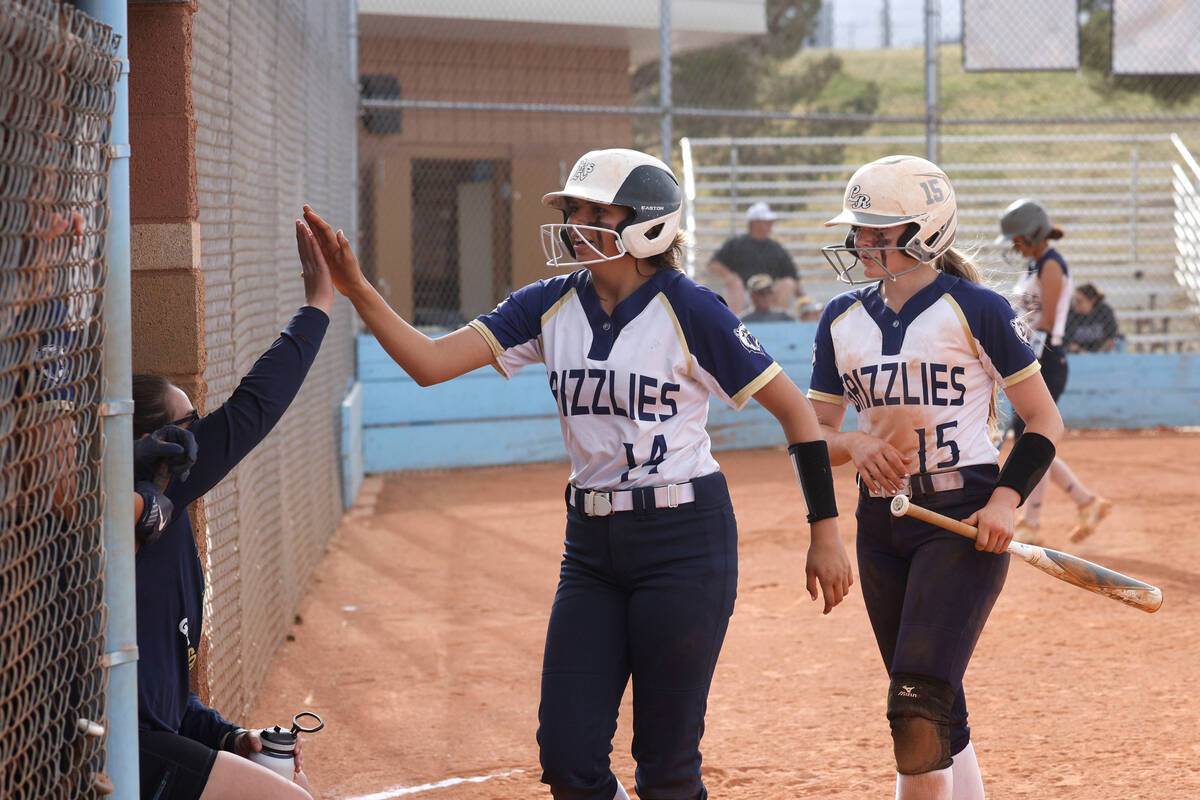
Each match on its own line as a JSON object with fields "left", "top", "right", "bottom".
{"left": 134, "top": 424, "right": 198, "bottom": 485}
{"left": 134, "top": 481, "right": 175, "bottom": 546}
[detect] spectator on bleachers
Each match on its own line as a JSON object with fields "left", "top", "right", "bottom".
{"left": 1064, "top": 283, "right": 1119, "bottom": 353}
{"left": 791, "top": 294, "right": 823, "bottom": 322}
{"left": 708, "top": 202, "right": 800, "bottom": 315}
{"left": 740, "top": 274, "right": 793, "bottom": 322}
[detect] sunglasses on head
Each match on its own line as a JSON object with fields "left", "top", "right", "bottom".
{"left": 169, "top": 409, "right": 200, "bottom": 428}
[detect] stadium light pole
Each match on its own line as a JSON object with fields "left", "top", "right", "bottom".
{"left": 659, "top": 0, "right": 673, "bottom": 165}
{"left": 923, "top": 0, "right": 940, "bottom": 161}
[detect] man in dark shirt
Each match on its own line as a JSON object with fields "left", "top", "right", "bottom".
{"left": 708, "top": 201, "right": 800, "bottom": 315}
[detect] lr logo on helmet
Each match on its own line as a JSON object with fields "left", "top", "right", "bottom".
{"left": 571, "top": 161, "right": 596, "bottom": 182}
{"left": 848, "top": 185, "right": 870, "bottom": 209}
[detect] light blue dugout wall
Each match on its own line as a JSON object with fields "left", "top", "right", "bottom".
{"left": 358, "top": 322, "right": 1200, "bottom": 473}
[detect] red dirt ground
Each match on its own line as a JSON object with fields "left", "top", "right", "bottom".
{"left": 252, "top": 432, "right": 1200, "bottom": 799}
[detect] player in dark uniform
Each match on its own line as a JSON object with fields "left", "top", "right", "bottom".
{"left": 300, "top": 148, "right": 853, "bottom": 800}
{"left": 811, "top": 156, "right": 1064, "bottom": 800}
{"left": 997, "top": 200, "right": 1113, "bottom": 544}
{"left": 131, "top": 221, "right": 333, "bottom": 800}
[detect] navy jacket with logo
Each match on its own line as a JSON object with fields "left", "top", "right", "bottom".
{"left": 135, "top": 306, "right": 328, "bottom": 748}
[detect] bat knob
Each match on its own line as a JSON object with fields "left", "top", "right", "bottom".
{"left": 889, "top": 495, "right": 910, "bottom": 517}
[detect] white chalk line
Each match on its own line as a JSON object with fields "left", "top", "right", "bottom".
{"left": 341, "top": 768, "right": 526, "bottom": 799}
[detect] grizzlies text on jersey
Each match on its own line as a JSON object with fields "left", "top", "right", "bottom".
{"left": 808, "top": 273, "right": 1040, "bottom": 472}
{"left": 470, "top": 268, "right": 780, "bottom": 489}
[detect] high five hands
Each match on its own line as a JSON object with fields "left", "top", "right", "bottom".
{"left": 296, "top": 206, "right": 367, "bottom": 301}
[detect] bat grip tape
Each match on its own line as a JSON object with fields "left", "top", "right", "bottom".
{"left": 788, "top": 440, "right": 839, "bottom": 523}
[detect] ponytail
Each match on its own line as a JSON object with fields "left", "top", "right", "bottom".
{"left": 935, "top": 247, "right": 983, "bottom": 284}
{"left": 932, "top": 247, "right": 1001, "bottom": 437}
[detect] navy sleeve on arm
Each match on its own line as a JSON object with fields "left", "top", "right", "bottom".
{"left": 169, "top": 306, "right": 330, "bottom": 507}
{"left": 473, "top": 279, "right": 550, "bottom": 350}
{"left": 807, "top": 300, "right": 846, "bottom": 404}
{"left": 178, "top": 692, "right": 239, "bottom": 750}
{"left": 675, "top": 284, "right": 779, "bottom": 407}
{"left": 967, "top": 287, "right": 1039, "bottom": 384}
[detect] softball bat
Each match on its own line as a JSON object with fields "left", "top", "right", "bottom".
{"left": 889, "top": 495, "right": 1162, "bottom": 613}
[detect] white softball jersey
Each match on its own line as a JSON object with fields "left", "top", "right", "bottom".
{"left": 808, "top": 273, "right": 1040, "bottom": 472}
{"left": 1011, "top": 248, "right": 1072, "bottom": 345}
{"left": 469, "top": 268, "right": 781, "bottom": 490}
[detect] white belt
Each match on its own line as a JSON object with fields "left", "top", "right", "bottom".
{"left": 569, "top": 482, "right": 695, "bottom": 517}
{"left": 862, "top": 470, "right": 964, "bottom": 498}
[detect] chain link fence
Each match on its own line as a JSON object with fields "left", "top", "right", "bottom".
{"left": 191, "top": 0, "right": 358, "bottom": 722}
{"left": 684, "top": 128, "right": 1200, "bottom": 351}
{"left": 354, "top": 0, "right": 1200, "bottom": 350}
{"left": 0, "top": 0, "right": 120, "bottom": 796}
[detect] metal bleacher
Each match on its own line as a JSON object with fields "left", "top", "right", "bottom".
{"left": 681, "top": 133, "right": 1200, "bottom": 353}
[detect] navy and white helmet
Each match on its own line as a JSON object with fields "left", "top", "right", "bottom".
{"left": 541, "top": 148, "right": 681, "bottom": 266}
{"left": 995, "top": 198, "right": 1053, "bottom": 246}
{"left": 820, "top": 155, "right": 958, "bottom": 284}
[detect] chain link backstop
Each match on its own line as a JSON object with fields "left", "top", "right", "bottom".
{"left": 355, "top": 0, "right": 1200, "bottom": 350}
{"left": 0, "top": 0, "right": 120, "bottom": 796}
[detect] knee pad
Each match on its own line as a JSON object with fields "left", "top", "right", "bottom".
{"left": 886, "top": 672, "right": 955, "bottom": 775}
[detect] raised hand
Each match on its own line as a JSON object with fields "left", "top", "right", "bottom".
{"left": 300, "top": 205, "right": 367, "bottom": 299}
{"left": 294, "top": 218, "right": 335, "bottom": 314}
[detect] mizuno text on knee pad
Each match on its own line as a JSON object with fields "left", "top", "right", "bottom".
{"left": 886, "top": 673, "right": 955, "bottom": 775}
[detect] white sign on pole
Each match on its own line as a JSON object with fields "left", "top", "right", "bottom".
{"left": 963, "top": 0, "right": 1079, "bottom": 71}
{"left": 1113, "top": 0, "right": 1200, "bottom": 75}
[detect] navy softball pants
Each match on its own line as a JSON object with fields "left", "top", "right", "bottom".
{"left": 855, "top": 465, "right": 1009, "bottom": 756}
{"left": 1012, "top": 342, "right": 1067, "bottom": 437}
{"left": 538, "top": 472, "right": 737, "bottom": 800}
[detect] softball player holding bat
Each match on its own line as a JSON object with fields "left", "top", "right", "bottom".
{"left": 996, "top": 199, "right": 1113, "bottom": 544}
{"left": 809, "top": 156, "right": 1064, "bottom": 800}
{"left": 299, "top": 147, "right": 853, "bottom": 800}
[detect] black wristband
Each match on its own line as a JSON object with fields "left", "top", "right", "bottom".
{"left": 996, "top": 431, "right": 1056, "bottom": 506}
{"left": 788, "top": 440, "right": 839, "bottom": 523}
{"left": 221, "top": 727, "right": 246, "bottom": 752}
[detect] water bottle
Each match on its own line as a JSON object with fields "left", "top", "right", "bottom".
{"left": 248, "top": 711, "right": 324, "bottom": 780}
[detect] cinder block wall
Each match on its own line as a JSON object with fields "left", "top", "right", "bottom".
{"left": 129, "top": 0, "right": 357, "bottom": 720}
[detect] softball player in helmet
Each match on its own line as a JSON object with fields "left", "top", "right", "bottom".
{"left": 300, "top": 148, "right": 852, "bottom": 800}
{"left": 996, "top": 199, "right": 1113, "bottom": 544}
{"left": 810, "top": 156, "right": 1064, "bottom": 800}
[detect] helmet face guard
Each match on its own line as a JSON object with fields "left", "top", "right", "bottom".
{"left": 540, "top": 223, "right": 627, "bottom": 267}
{"left": 821, "top": 155, "right": 958, "bottom": 284}
{"left": 541, "top": 149, "right": 681, "bottom": 267}
{"left": 820, "top": 224, "right": 941, "bottom": 285}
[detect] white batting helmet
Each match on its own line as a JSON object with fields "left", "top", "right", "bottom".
{"left": 541, "top": 148, "right": 681, "bottom": 266}
{"left": 820, "top": 155, "right": 958, "bottom": 284}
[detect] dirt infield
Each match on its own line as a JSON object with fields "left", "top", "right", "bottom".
{"left": 251, "top": 432, "right": 1200, "bottom": 799}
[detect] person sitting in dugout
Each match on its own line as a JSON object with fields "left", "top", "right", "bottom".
{"left": 131, "top": 219, "right": 334, "bottom": 800}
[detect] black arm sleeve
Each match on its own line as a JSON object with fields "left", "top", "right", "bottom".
{"left": 169, "top": 306, "right": 330, "bottom": 506}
